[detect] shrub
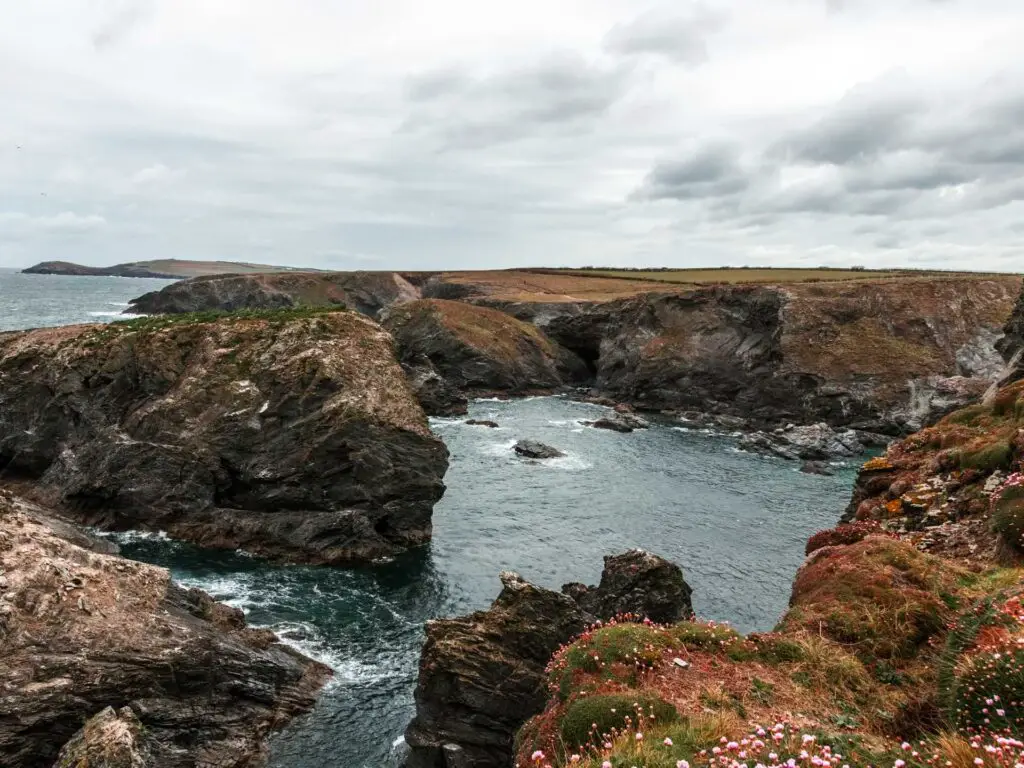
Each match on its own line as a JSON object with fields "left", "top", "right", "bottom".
{"left": 549, "top": 623, "right": 673, "bottom": 700}
{"left": 805, "top": 521, "right": 892, "bottom": 556}
{"left": 959, "top": 440, "right": 1013, "bottom": 472}
{"left": 942, "top": 404, "right": 992, "bottom": 427}
{"left": 559, "top": 693, "right": 678, "bottom": 750}
{"left": 952, "top": 645, "right": 1024, "bottom": 738}
{"left": 993, "top": 486, "right": 1024, "bottom": 552}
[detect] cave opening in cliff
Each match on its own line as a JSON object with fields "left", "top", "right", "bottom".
{"left": 567, "top": 341, "right": 600, "bottom": 382}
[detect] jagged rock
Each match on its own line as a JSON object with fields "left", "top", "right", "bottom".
{"left": 404, "top": 551, "right": 692, "bottom": 768}
{"left": 384, "top": 299, "right": 589, "bottom": 415}
{"left": 125, "top": 270, "right": 420, "bottom": 319}
{"left": 543, "top": 279, "right": 1018, "bottom": 430}
{"left": 739, "top": 423, "right": 865, "bottom": 461}
{"left": 464, "top": 420, "right": 499, "bottom": 428}
{"left": 561, "top": 549, "right": 694, "bottom": 625}
{"left": 513, "top": 440, "right": 565, "bottom": 459}
{"left": 0, "top": 310, "right": 448, "bottom": 565}
{"left": 801, "top": 461, "right": 836, "bottom": 476}
{"left": 582, "top": 412, "right": 650, "bottom": 433}
{"left": 0, "top": 495, "right": 329, "bottom": 768}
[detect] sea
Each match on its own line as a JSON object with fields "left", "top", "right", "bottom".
{"left": 0, "top": 268, "right": 860, "bottom": 767}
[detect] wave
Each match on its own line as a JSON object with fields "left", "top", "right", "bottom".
{"left": 87, "top": 310, "right": 126, "bottom": 318}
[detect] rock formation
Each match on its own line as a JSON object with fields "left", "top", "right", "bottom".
{"left": 738, "top": 422, "right": 866, "bottom": 461}
{"left": 0, "top": 309, "right": 448, "bottom": 564}
{"left": 23, "top": 259, "right": 301, "bottom": 280}
{"left": 403, "top": 550, "right": 692, "bottom": 768}
{"left": 384, "top": 299, "right": 588, "bottom": 416}
{"left": 542, "top": 278, "right": 1019, "bottom": 432}
{"left": 513, "top": 440, "right": 565, "bottom": 459}
{"left": 126, "top": 270, "right": 420, "bottom": 318}
{"left": 0, "top": 491, "right": 330, "bottom": 768}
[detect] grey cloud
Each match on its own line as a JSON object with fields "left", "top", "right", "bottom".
{"left": 402, "top": 54, "right": 631, "bottom": 149}
{"left": 603, "top": 3, "right": 728, "bottom": 65}
{"left": 92, "top": 0, "right": 153, "bottom": 50}
{"left": 636, "top": 143, "right": 749, "bottom": 200}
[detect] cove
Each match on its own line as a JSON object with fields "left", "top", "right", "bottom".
{"left": 105, "top": 396, "right": 859, "bottom": 767}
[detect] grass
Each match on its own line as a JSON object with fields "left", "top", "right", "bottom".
{"left": 527, "top": 267, "right": 1009, "bottom": 286}
{"left": 559, "top": 693, "right": 678, "bottom": 751}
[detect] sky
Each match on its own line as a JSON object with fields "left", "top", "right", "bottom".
{"left": 1, "top": 0, "right": 1023, "bottom": 272}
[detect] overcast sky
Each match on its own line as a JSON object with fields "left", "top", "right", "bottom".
{"left": 2, "top": 0, "right": 1023, "bottom": 271}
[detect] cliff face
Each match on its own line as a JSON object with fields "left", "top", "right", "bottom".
{"left": 0, "top": 491, "right": 330, "bottom": 767}
{"left": 544, "top": 277, "right": 1019, "bottom": 431}
{"left": 0, "top": 309, "right": 448, "bottom": 564}
{"left": 384, "top": 299, "right": 589, "bottom": 416}
{"left": 127, "top": 271, "right": 420, "bottom": 318}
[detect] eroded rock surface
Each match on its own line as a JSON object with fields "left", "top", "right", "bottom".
{"left": 403, "top": 550, "right": 692, "bottom": 768}
{"left": 513, "top": 440, "right": 565, "bottom": 459}
{"left": 0, "top": 309, "right": 448, "bottom": 564}
{"left": 0, "top": 493, "right": 330, "bottom": 768}
{"left": 384, "top": 299, "right": 588, "bottom": 415}
{"left": 126, "top": 271, "right": 420, "bottom": 319}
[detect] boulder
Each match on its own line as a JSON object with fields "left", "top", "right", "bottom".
{"left": 800, "top": 461, "right": 836, "bottom": 476}
{"left": 464, "top": 420, "right": 499, "bottom": 428}
{"left": 0, "top": 309, "right": 449, "bottom": 565}
{"left": 126, "top": 270, "right": 421, "bottom": 319}
{"left": 0, "top": 494, "right": 330, "bottom": 768}
{"left": 384, "top": 299, "right": 588, "bottom": 415}
{"left": 513, "top": 440, "right": 565, "bottom": 459}
{"left": 582, "top": 412, "right": 650, "bottom": 433}
{"left": 404, "top": 551, "right": 692, "bottom": 768}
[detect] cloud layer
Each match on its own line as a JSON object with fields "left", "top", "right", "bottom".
{"left": 1, "top": 0, "right": 1021, "bottom": 270}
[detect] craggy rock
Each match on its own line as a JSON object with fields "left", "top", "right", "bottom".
{"left": 126, "top": 271, "right": 420, "bottom": 319}
{"left": 543, "top": 278, "right": 1020, "bottom": 432}
{"left": 0, "top": 493, "right": 330, "bottom": 768}
{"left": 581, "top": 411, "right": 650, "bottom": 433}
{"left": 404, "top": 551, "right": 692, "bottom": 768}
{"left": 513, "top": 440, "right": 565, "bottom": 460}
{"left": 465, "top": 420, "right": 499, "bottom": 428}
{"left": 561, "top": 549, "right": 694, "bottom": 625}
{"left": 0, "top": 309, "right": 448, "bottom": 564}
{"left": 384, "top": 299, "right": 589, "bottom": 415}
{"left": 739, "top": 423, "right": 865, "bottom": 461}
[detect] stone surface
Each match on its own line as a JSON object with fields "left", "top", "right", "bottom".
{"left": 384, "top": 299, "right": 589, "bottom": 415}
{"left": 403, "top": 550, "right": 692, "bottom": 768}
{"left": 0, "top": 310, "right": 448, "bottom": 564}
{"left": 739, "top": 423, "right": 865, "bottom": 461}
{"left": 0, "top": 493, "right": 329, "bottom": 768}
{"left": 126, "top": 270, "right": 420, "bottom": 318}
{"left": 464, "top": 420, "right": 499, "bottom": 428}
{"left": 801, "top": 460, "right": 836, "bottom": 476}
{"left": 513, "top": 440, "right": 565, "bottom": 459}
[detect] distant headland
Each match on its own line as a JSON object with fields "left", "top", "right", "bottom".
{"left": 21, "top": 259, "right": 315, "bottom": 279}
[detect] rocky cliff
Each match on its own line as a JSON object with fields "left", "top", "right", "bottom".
{"left": 383, "top": 299, "right": 589, "bottom": 416}
{"left": 404, "top": 550, "right": 693, "bottom": 768}
{"left": 127, "top": 271, "right": 420, "bottom": 318}
{"left": 23, "top": 259, "right": 307, "bottom": 279}
{"left": 0, "top": 491, "right": 330, "bottom": 767}
{"left": 0, "top": 308, "right": 448, "bottom": 564}
{"left": 543, "top": 277, "right": 1019, "bottom": 432}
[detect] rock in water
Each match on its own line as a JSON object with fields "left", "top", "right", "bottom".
{"left": 404, "top": 550, "right": 692, "bottom": 768}
{"left": 513, "top": 440, "right": 565, "bottom": 459}
{"left": 0, "top": 309, "right": 449, "bottom": 565}
{"left": 384, "top": 299, "right": 589, "bottom": 415}
{"left": 464, "top": 419, "right": 499, "bottom": 428}
{"left": 739, "top": 423, "right": 864, "bottom": 461}
{"left": 0, "top": 494, "right": 330, "bottom": 767}
{"left": 801, "top": 460, "right": 836, "bottom": 476}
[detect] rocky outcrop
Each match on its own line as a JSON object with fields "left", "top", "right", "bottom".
{"left": 384, "top": 299, "right": 589, "bottom": 416}
{"left": 126, "top": 271, "right": 420, "bottom": 318}
{"left": 513, "top": 440, "right": 565, "bottom": 459}
{"left": 24, "top": 259, "right": 300, "bottom": 280}
{"left": 0, "top": 492, "right": 330, "bottom": 768}
{"left": 0, "top": 309, "right": 448, "bottom": 564}
{"left": 403, "top": 550, "right": 692, "bottom": 768}
{"left": 738, "top": 422, "right": 867, "bottom": 461}
{"left": 543, "top": 278, "right": 1019, "bottom": 432}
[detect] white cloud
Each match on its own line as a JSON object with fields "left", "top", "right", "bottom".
{"left": 0, "top": 0, "right": 1021, "bottom": 270}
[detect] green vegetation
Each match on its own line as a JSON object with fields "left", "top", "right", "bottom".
{"left": 958, "top": 440, "right": 1013, "bottom": 472}
{"left": 550, "top": 623, "right": 674, "bottom": 700}
{"left": 559, "top": 693, "right": 678, "bottom": 749}
{"left": 525, "top": 266, "right": 1008, "bottom": 286}
{"left": 993, "top": 487, "right": 1024, "bottom": 552}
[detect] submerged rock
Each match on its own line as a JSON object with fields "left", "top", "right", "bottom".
{"left": 403, "top": 550, "right": 691, "bottom": 768}
{"left": 384, "top": 299, "right": 589, "bottom": 416}
{"left": 464, "top": 419, "right": 499, "bottom": 428}
{"left": 801, "top": 460, "right": 836, "bottom": 476}
{"left": 582, "top": 412, "right": 650, "bottom": 433}
{"left": 513, "top": 440, "right": 565, "bottom": 459}
{"left": 0, "top": 494, "right": 330, "bottom": 767}
{"left": 0, "top": 309, "right": 449, "bottom": 565}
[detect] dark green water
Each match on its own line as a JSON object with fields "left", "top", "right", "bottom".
{"left": 106, "top": 397, "right": 859, "bottom": 767}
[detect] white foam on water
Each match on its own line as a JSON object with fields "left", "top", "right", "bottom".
{"left": 176, "top": 574, "right": 260, "bottom": 611}
{"left": 538, "top": 454, "right": 593, "bottom": 471}
{"left": 87, "top": 310, "right": 124, "bottom": 318}
{"left": 94, "top": 528, "right": 171, "bottom": 544}
{"left": 482, "top": 438, "right": 520, "bottom": 457}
